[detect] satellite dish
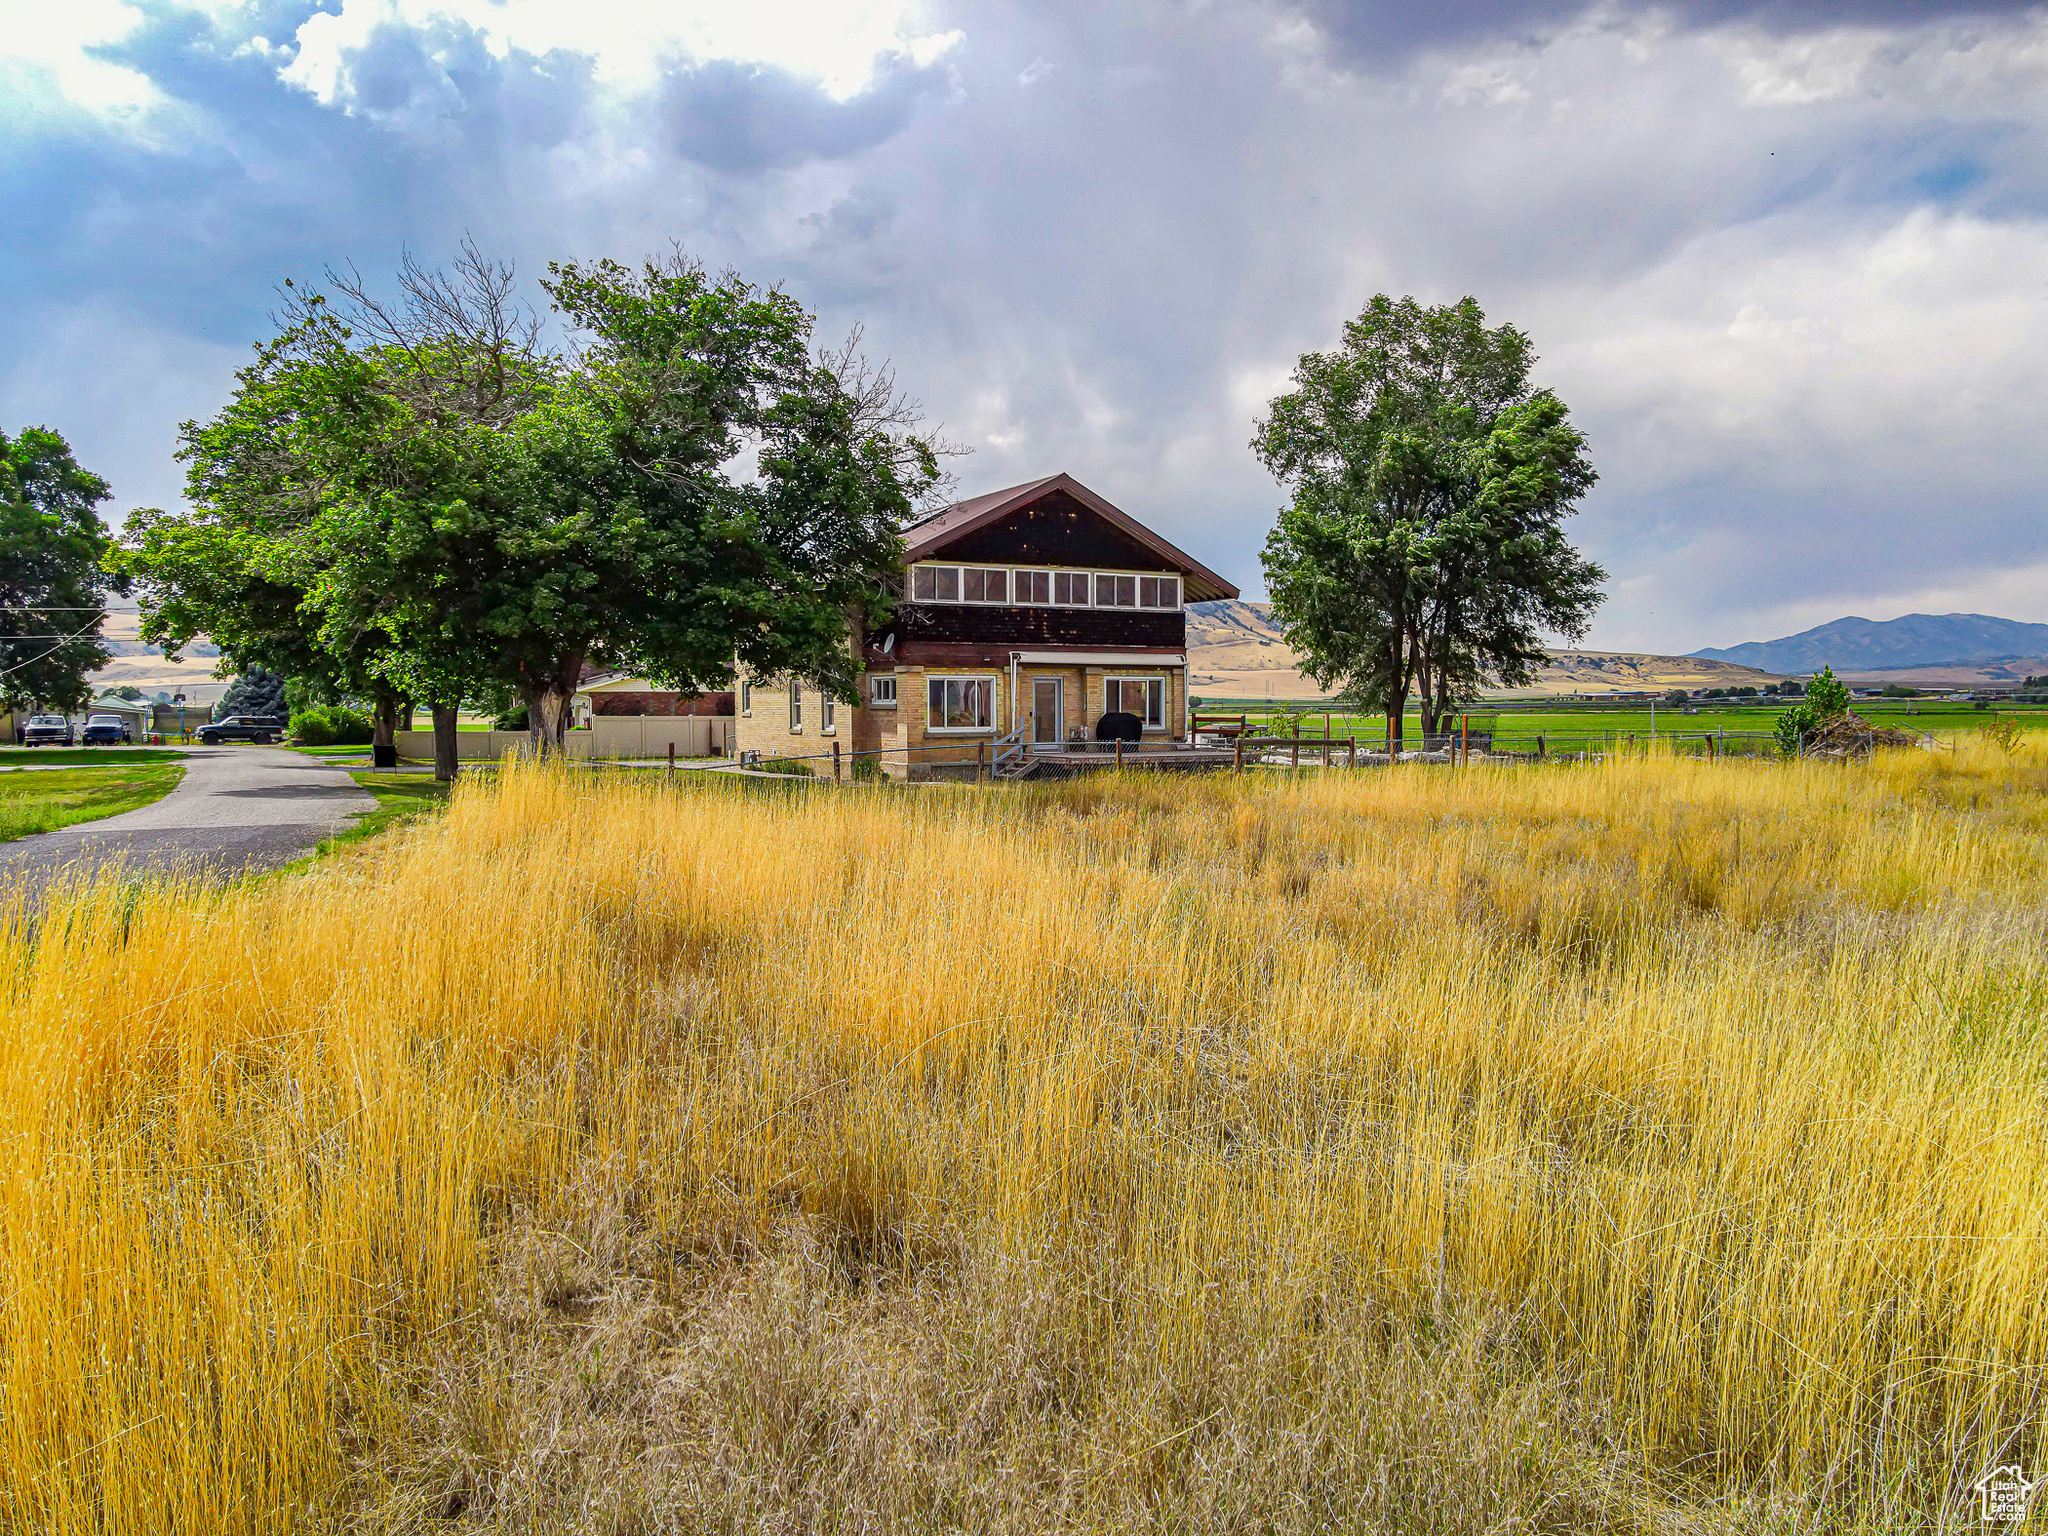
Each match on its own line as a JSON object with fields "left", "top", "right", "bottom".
{"left": 882, "top": 633, "right": 896, "bottom": 655}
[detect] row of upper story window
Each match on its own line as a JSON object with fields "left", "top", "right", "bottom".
{"left": 909, "top": 563, "right": 1182, "bottom": 610}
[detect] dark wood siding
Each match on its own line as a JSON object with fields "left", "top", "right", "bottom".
{"left": 932, "top": 491, "right": 1176, "bottom": 571}
{"left": 883, "top": 604, "right": 1184, "bottom": 651}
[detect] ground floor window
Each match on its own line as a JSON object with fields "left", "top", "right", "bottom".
{"left": 822, "top": 694, "right": 836, "bottom": 732}
{"left": 1104, "top": 676, "right": 1166, "bottom": 729}
{"left": 927, "top": 676, "right": 996, "bottom": 731}
{"left": 789, "top": 682, "right": 802, "bottom": 730}
{"left": 740, "top": 681, "right": 751, "bottom": 716}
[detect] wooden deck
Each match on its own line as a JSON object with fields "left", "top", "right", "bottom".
{"left": 1006, "top": 744, "right": 1238, "bottom": 777}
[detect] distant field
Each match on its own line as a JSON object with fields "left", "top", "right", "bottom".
{"left": 1196, "top": 698, "right": 2048, "bottom": 749}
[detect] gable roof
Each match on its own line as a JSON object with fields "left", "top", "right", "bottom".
{"left": 903, "top": 472, "right": 1239, "bottom": 602}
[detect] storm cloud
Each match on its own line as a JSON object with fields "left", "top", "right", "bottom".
{"left": 4, "top": 0, "right": 2047, "bottom": 652}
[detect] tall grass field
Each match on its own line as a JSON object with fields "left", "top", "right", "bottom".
{"left": 2, "top": 744, "right": 2043, "bottom": 1532}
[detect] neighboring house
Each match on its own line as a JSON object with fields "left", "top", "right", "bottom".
{"left": 731, "top": 472, "right": 1238, "bottom": 780}
{"left": 569, "top": 672, "right": 734, "bottom": 728}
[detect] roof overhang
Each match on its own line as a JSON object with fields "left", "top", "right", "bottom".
{"left": 904, "top": 473, "right": 1239, "bottom": 603}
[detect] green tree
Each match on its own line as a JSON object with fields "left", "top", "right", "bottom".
{"left": 219, "top": 665, "right": 288, "bottom": 717}
{"left": 306, "top": 247, "right": 937, "bottom": 758}
{"left": 1253, "top": 295, "right": 1604, "bottom": 749}
{"left": 0, "top": 427, "right": 117, "bottom": 712}
{"left": 1773, "top": 665, "right": 1852, "bottom": 752}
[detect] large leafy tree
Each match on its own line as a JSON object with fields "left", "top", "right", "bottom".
{"left": 0, "top": 428, "right": 117, "bottom": 713}
{"left": 1254, "top": 295, "right": 1605, "bottom": 748}
{"left": 307, "top": 248, "right": 937, "bottom": 757}
{"left": 121, "top": 242, "right": 941, "bottom": 775}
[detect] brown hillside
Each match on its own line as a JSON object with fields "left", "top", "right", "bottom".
{"left": 1187, "top": 601, "right": 1783, "bottom": 700}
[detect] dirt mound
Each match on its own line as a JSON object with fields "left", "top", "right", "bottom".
{"left": 1805, "top": 714, "right": 1925, "bottom": 756}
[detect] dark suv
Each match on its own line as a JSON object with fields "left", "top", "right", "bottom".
{"left": 198, "top": 715, "right": 284, "bottom": 745}
{"left": 81, "top": 714, "right": 131, "bottom": 746}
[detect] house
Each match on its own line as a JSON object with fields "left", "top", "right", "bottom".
{"left": 731, "top": 472, "right": 1238, "bottom": 780}
{"left": 569, "top": 671, "right": 733, "bottom": 728}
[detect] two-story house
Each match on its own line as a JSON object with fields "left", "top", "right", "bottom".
{"left": 731, "top": 472, "right": 1238, "bottom": 779}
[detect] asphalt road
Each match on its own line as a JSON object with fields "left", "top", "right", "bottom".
{"left": 0, "top": 746, "right": 375, "bottom": 886}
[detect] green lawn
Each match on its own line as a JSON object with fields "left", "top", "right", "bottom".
{"left": 1195, "top": 699, "right": 2048, "bottom": 751}
{"left": 307, "top": 772, "right": 450, "bottom": 860}
{"left": 0, "top": 761, "right": 186, "bottom": 844}
{"left": 0, "top": 747, "right": 190, "bottom": 768}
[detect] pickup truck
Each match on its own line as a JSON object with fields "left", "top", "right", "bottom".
{"left": 80, "top": 714, "right": 131, "bottom": 746}
{"left": 21, "top": 714, "right": 73, "bottom": 747}
{"left": 196, "top": 715, "right": 284, "bottom": 746}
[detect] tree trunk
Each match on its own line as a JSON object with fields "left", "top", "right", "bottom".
{"left": 519, "top": 652, "right": 583, "bottom": 759}
{"left": 372, "top": 692, "right": 399, "bottom": 769}
{"left": 399, "top": 699, "right": 416, "bottom": 732}
{"left": 431, "top": 703, "right": 459, "bottom": 782}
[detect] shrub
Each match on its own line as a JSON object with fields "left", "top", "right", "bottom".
{"left": 492, "top": 702, "right": 530, "bottom": 731}
{"left": 1774, "top": 666, "right": 1852, "bottom": 753}
{"left": 1982, "top": 717, "right": 2022, "bottom": 753}
{"left": 1663, "top": 690, "right": 1689, "bottom": 707}
{"left": 290, "top": 706, "right": 374, "bottom": 747}
{"left": 757, "top": 757, "right": 813, "bottom": 777}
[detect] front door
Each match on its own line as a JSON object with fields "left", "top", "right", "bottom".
{"left": 1031, "top": 677, "right": 1063, "bottom": 749}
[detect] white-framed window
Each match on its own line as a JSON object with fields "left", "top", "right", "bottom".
{"left": 909, "top": 562, "right": 1182, "bottom": 610}
{"left": 1104, "top": 676, "right": 1167, "bottom": 729}
{"left": 926, "top": 675, "right": 997, "bottom": 732}
{"left": 869, "top": 675, "right": 897, "bottom": 706}
{"left": 1139, "top": 575, "right": 1180, "bottom": 609}
{"left": 822, "top": 694, "right": 836, "bottom": 733}
{"left": 1052, "top": 570, "right": 1091, "bottom": 606}
{"left": 1095, "top": 573, "right": 1138, "bottom": 608}
{"left": 911, "top": 564, "right": 960, "bottom": 601}
{"left": 740, "top": 680, "right": 751, "bottom": 716}
{"left": 789, "top": 682, "right": 803, "bottom": 731}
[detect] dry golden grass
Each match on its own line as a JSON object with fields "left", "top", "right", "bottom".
{"left": 3, "top": 743, "right": 2045, "bottom": 1533}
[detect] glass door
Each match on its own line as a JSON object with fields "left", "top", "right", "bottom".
{"left": 1031, "top": 677, "right": 1063, "bottom": 750}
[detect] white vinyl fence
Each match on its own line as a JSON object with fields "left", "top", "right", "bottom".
{"left": 394, "top": 717, "right": 732, "bottom": 762}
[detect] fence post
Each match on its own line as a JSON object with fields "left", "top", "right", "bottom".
{"left": 976, "top": 740, "right": 985, "bottom": 779}
{"left": 667, "top": 740, "right": 675, "bottom": 781}
{"left": 1114, "top": 737, "right": 1123, "bottom": 769}
{"left": 1460, "top": 715, "right": 1468, "bottom": 765}
{"left": 1234, "top": 736, "right": 1244, "bottom": 774}
{"left": 1536, "top": 734, "right": 1545, "bottom": 759}
{"left": 835, "top": 741, "right": 843, "bottom": 783}
{"left": 1348, "top": 737, "right": 1356, "bottom": 768}
{"left": 1291, "top": 737, "right": 1299, "bottom": 771}
{"left": 1322, "top": 737, "right": 1330, "bottom": 770}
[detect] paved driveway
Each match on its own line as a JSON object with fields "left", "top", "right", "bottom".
{"left": 0, "top": 746, "right": 375, "bottom": 887}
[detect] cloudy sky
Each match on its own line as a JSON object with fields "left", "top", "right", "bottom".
{"left": 5, "top": 0, "right": 2045, "bottom": 653}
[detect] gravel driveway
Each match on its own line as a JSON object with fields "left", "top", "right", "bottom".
{"left": 0, "top": 746, "right": 375, "bottom": 887}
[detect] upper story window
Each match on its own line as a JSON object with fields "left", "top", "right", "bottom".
{"left": 1095, "top": 574, "right": 1137, "bottom": 608}
{"left": 908, "top": 563, "right": 1183, "bottom": 611}
{"left": 1052, "top": 570, "right": 1091, "bottom": 606}
{"left": 869, "top": 675, "right": 897, "bottom": 706}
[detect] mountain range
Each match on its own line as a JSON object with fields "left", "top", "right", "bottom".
{"left": 1690, "top": 614, "right": 2048, "bottom": 676}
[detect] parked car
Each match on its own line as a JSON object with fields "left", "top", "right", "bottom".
{"left": 197, "top": 715, "right": 283, "bottom": 745}
{"left": 80, "top": 714, "right": 131, "bottom": 746}
{"left": 21, "top": 714, "right": 73, "bottom": 747}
